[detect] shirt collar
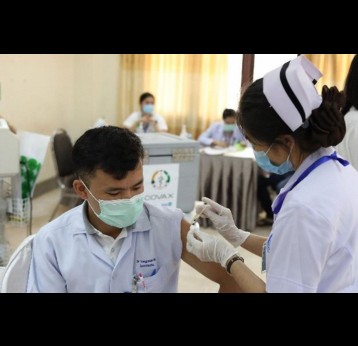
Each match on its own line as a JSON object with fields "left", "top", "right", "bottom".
{"left": 278, "top": 146, "right": 335, "bottom": 195}
{"left": 81, "top": 201, "right": 98, "bottom": 235}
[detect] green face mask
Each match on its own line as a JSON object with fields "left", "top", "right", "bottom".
{"left": 82, "top": 180, "right": 144, "bottom": 228}
{"left": 223, "top": 124, "right": 236, "bottom": 132}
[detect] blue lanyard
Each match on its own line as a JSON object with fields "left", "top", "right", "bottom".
{"left": 272, "top": 151, "right": 349, "bottom": 216}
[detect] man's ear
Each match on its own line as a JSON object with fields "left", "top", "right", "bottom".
{"left": 73, "top": 179, "right": 88, "bottom": 200}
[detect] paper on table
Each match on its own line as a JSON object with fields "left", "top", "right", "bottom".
{"left": 201, "top": 147, "right": 228, "bottom": 155}
{"left": 224, "top": 147, "right": 255, "bottom": 159}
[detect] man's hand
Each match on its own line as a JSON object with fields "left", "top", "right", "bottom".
{"left": 212, "top": 140, "right": 228, "bottom": 148}
{"left": 196, "top": 197, "right": 250, "bottom": 247}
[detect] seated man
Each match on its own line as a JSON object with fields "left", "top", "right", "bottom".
{"left": 198, "top": 109, "right": 245, "bottom": 147}
{"left": 27, "top": 126, "right": 240, "bottom": 293}
{"left": 123, "top": 92, "right": 167, "bottom": 134}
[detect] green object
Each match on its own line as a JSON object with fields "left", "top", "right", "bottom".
{"left": 235, "top": 142, "right": 246, "bottom": 151}
{"left": 223, "top": 124, "right": 236, "bottom": 132}
{"left": 20, "top": 155, "right": 42, "bottom": 198}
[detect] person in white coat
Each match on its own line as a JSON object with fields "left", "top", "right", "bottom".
{"left": 186, "top": 55, "right": 358, "bottom": 293}
{"left": 198, "top": 109, "right": 245, "bottom": 147}
{"left": 336, "top": 54, "right": 358, "bottom": 170}
{"left": 27, "top": 126, "right": 240, "bottom": 293}
{"left": 124, "top": 92, "right": 168, "bottom": 133}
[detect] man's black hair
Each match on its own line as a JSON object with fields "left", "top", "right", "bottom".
{"left": 222, "top": 108, "right": 236, "bottom": 120}
{"left": 72, "top": 126, "right": 144, "bottom": 185}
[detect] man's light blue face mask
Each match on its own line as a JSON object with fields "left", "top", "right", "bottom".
{"left": 81, "top": 180, "right": 144, "bottom": 228}
{"left": 223, "top": 124, "right": 236, "bottom": 132}
{"left": 253, "top": 143, "right": 294, "bottom": 175}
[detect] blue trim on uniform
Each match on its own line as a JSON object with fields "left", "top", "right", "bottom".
{"left": 273, "top": 152, "right": 349, "bottom": 216}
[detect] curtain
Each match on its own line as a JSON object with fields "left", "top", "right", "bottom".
{"left": 304, "top": 54, "right": 355, "bottom": 91}
{"left": 118, "top": 54, "right": 228, "bottom": 138}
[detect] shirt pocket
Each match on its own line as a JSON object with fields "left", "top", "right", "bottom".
{"left": 136, "top": 265, "right": 169, "bottom": 293}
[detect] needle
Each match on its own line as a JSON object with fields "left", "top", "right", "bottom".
{"left": 191, "top": 204, "right": 208, "bottom": 225}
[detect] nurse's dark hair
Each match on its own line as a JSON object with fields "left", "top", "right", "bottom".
{"left": 139, "top": 92, "right": 155, "bottom": 104}
{"left": 238, "top": 79, "right": 346, "bottom": 152}
{"left": 342, "top": 54, "right": 358, "bottom": 115}
{"left": 222, "top": 108, "right": 236, "bottom": 120}
{"left": 72, "top": 126, "right": 144, "bottom": 185}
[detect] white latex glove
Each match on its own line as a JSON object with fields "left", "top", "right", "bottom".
{"left": 186, "top": 223, "right": 238, "bottom": 268}
{"left": 196, "top": 197, "right": 250, "bottom": 247}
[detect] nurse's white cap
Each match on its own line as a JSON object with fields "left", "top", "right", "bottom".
{"left": 263, "top": 55, "right": 323, "bottom": 132}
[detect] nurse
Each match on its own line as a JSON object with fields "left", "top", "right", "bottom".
{"left": 124, "top": 92, "right": 168, "bottom": 133}
{"left": 186, "top": 55, "right": 358, "bottom": 292}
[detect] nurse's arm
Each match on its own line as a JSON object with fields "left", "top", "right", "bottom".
{"left": 180, "top": 219, "right": 242, "bottom": 292}
{"left": 241, "top": 234, "right": 268, "bottom": 257}
{"left": 228, "top": 260, "right": 266, "bottom": 293}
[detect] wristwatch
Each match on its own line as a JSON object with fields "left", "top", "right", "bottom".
{"left": 226, "top": 254, "right": 244, "bottom": 274}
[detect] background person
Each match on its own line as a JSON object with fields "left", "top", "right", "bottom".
{"left": 198, "top": 109, "right": 245, "bottom": 147}
{"left": 256, "top": 170, "right": 294, "bottom": 226}
{"left": 123, "top": 92, "right": 168, "bottom": 133}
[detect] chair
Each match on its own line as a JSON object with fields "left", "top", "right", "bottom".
{"left": 1, "top": 235, "right": 35, "bottom": 293}
{"left": 50, "top": 129, "right": 82, "bottom": 221}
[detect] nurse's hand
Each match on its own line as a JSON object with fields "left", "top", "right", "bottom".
{"left": 186, "top": 223, "right": 238, "bottom": 268}
{"left": 196, "top": 197, "right": 250, "bottom": 248}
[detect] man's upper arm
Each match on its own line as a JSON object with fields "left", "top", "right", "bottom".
{"left": 27, "top": 234, "right": 67, "bottom": 293}
{"left": 180, "top": 219, "right": 241, "bottom": 292}
{"left": 198, "top": 125, "right": 215, "bottom": 146}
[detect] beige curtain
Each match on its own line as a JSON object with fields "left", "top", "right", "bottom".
{"left": 118, "top": 54, "right": 228, "bottom": 138}
{"left": 304, "top": 54, "right": 355, "bottom": 91}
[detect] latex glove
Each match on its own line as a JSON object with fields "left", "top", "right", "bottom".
{"left": 196, "top": 197, "right": 250, "bottom": 247}
{"left": 186, "top": 223, "right": 238, "bottom": 268}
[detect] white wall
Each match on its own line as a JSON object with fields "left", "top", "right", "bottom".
{"left": 226, "top": 54, "right": 298, "bottom": 111}
{"left": 0, "top": 54, "right": 120, "bottom": 184}
{"left": 253, "top": 54, "right": 298, "bottom": 80}
{"left": 226, "top": 54, "right": 243, "bottom": 110}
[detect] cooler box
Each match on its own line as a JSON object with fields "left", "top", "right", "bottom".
{"left": 137, "top": 133, "right": 199, "bottom": 213}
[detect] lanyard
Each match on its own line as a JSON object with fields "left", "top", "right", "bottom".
{"left": 272, "top": 151, "right": 349, "bottom": 216}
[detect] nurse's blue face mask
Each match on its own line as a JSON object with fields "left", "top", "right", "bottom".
{"left": 254, "top": 143, "right": 294, "bottom": 175}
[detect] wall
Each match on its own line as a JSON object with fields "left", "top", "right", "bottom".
{"left": 0, "top": 54, "right": 120, "bottom": 185}
{"left": 253, "top": 54, "right": 298, "bottom": 80}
